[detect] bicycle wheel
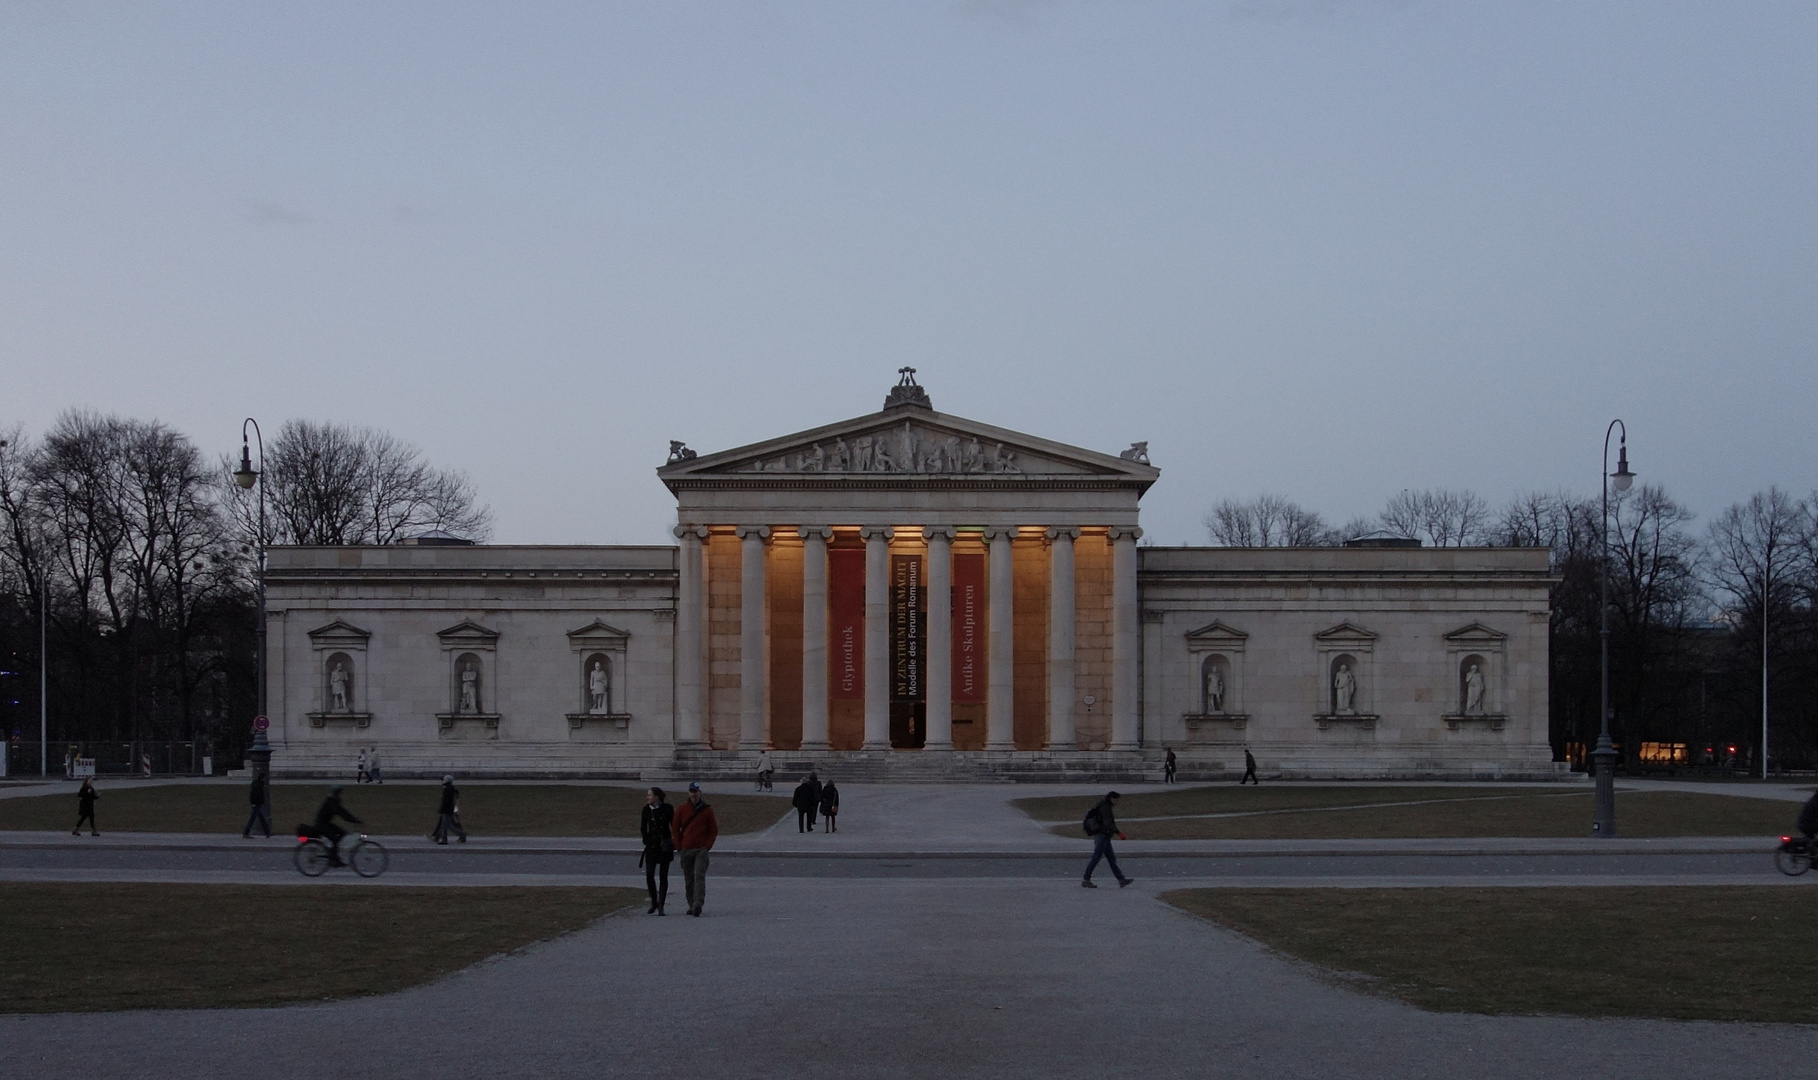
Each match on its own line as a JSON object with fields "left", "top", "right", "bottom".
{"left": 1775, "top": 846, "right": 1811, "bottom": 876}
{"left": 351, "top": 838, "right": 390, "bottom": 878}
{"left": 294, "top": 840, "right": 331, "bottom": 877}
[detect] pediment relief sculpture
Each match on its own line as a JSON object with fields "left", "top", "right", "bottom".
{"left": 726, "top": 422, "right": 1086, "bottom": 477}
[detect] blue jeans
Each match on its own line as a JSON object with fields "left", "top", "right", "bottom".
{"left": 1083, "top": 832, "right": 1125, "bottom": 882}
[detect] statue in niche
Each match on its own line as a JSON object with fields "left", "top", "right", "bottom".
{"left": 1463, "top": 663, "right": 1486, "bottom": 715}
{"left": 990, "top": 443, "right": 1020, "bottom": 474}
{"left": 1203, "top": 661, "right": 1226, "bottom": 713}
{"left": 460, "top": 661, "right": 480, "bottom": 714}
{"left": 588, "top": 659, "right": 610, "bottom": 714}
{"left": 829, "top": 437, "right": 851, "bottom": 471}
{"left": 329, "top": 661, "right": 351, "bottom": 713}
{"left": 853, "top": 435, "right": 875, "bottom": 472}
{"left": 1333, "top": 662, "right": 1357, "bottom": 715}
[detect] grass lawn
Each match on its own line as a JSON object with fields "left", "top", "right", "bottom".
{"left": 1015, "top": 786, "right": 1796, "bottom": 839}
{"left": 0, "top": 883, "right": 644, "bottom": 1013}
{"left": 0, "top": 783, "right": 788, "bottom": 837}
{"left": 1164, "top": 886, "right": 1818, "bottom": 1024}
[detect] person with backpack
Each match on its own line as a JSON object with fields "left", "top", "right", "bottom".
{"left": 1081, "top": 791, "right": 1133, "bottom": 889}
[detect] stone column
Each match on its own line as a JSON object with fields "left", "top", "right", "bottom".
{"left": 1142, "top": 610, "right": 1165, "bottom": 749}
{"left": 1046, "top": 527, "right": 1079, "bottom": 751}
{"left": 861, "top": 526, "right": 893, "bottom": 750}
{"left": 923, "top": 526, "right": 955, "bottom": 750}
{"left": 736, "top": 525, "right": 771, "bottom": 750}
{"left": 799, "top": 526, "right": 832, "bottom": 751}
{"left": 985, "top": 525, "right": 1017, "bottom": 751}
{"left": 673, "top": 525, "right": 708, "bottom": 747}
{"left": 1109, "top": 526, "right": 1142, "bottom": 750}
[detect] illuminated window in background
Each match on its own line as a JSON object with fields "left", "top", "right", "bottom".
{"left": 1637, "top": 742, "right": 1687, "bottom": 765}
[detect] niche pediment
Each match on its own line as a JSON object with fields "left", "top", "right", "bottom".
{"left": 1314, "top": 621, "right": 1377, "bottom": 644}
{"left": 567, "top": 619, "right": 631, "bottom": 650}
{"left": 1444, "top": 622, "right": 1507, "bottom": 644}
{"left": 437, "top": 619, "right": 499, "bottom": 650}
{"left": 307, "top": 619, "right": 370, "bottom": 649}
{"left": 1185, "top": 620, "right": 1249, "bottom": 644}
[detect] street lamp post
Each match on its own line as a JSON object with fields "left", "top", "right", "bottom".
{"left": 1593, "top": 420, "right": 1634, "bottom": 837}
{"left": 232, "top": 419, "right": 271, "bottom": 787}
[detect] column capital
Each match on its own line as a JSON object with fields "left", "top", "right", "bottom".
{"left": 1045, "top": 526, "right": 1082, "bottom": 542}
{"left": 1107, "top": 526, "right": 1144, "bottom": 543}
{"left": 981, "top": 525, "right": 1019, "bottom": 542}
{"left": 858, "top": 525, "right": 894, "bottom": 542}
{"left": 922, "top": 525, "right": 957, "bottom": 543}
{"left": 673, "top": 524, "right": 710, "bottom": 541}
{"left": 797, "top": 525, "right": 834, "bottom": 541}
{"left": 734, "top": 525, "right": 772, "bottom": 541}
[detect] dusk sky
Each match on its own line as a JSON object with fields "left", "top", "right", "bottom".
{"left": 3, "top": 2, "right": 1813, "bottom": 545}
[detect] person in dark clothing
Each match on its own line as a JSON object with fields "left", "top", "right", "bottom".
{"left": 793, "top": 777, "right": 817, "bottom": 832}
{"left": 73, "top": 779, "right": 98, "bottom": 836}
{"left": 672, "top": 782, "right": 718, "bottom": 917}
{"left": 432, "top": 775, "right": 466, "bottom": 844}
{"left": 806, "top": 771, "right": 823, "bottom": 831}
{"left": 1163, "top": 748, "right": 1177, "bottom": 784}
{"left": 1797, "top": 790, "right": 1818, "bottom": 839}
{"left": 313, "top": 786, "right": 362, "bottom": 866}
{"left": 1240, "top": 748, "right": 1259, "bottom": 785}
{"left": 243, "top": 772, "right": 272, "bottom": 838}
{"left": 1081, "top": 791, "right": 1133, "bottom": 888}
{"left": 640, "top": 787, "right": 676, "bottom": 915}
{"left": 819, "top": 780, "right": 840, "bottom": 833}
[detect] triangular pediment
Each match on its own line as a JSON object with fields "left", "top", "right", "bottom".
{"left": 1444, "top": 622, "right": 1507, "bottom": 643}
{"left": 659, "top": 406, "right": 1159, "bottom": 488}
{"left": 1314, "top": 621, "right": 1377, "bottom": 643}
{"left": 567, "top": 618, "right": 631, "bottom": 645}
{"left": 1185, "top": 620, "right": 1249, "bottom": 643}
{"left": 307, "top": 619, "right": 370, "bottom": 645}
{"left": 437, "top": 619, "right": 499, "bottom": 646}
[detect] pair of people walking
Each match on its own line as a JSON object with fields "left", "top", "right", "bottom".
{"left": 355, "top": 747, "right": 385, "bottom": 784}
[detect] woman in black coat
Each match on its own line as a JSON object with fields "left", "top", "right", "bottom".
{"left": 818, "top": 780, "right": 840, "bottom": 833}
{"left": 639, "top": 787, "right": 676, "bottom": 915}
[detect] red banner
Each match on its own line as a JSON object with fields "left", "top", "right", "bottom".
{"left": 829, "top": 548, "right": 865, "bottom": 701}
{"left": 951, "top": 552, "right": 985, "bottom": 704}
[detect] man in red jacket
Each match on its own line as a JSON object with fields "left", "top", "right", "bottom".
{"left": 672, "top": 782, "right": 719, "bottom": 917}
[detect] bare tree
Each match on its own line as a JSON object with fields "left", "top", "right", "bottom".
{"left": 233, "top": 420, "right": 492, "bottom": 547}
{"left": 1203, "top": 495, "right": 1333, "bottom": 546}
{"left": 1380, "top": 489, "right": 1490, "bottom": 546}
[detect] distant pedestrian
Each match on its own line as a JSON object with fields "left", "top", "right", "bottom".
{"left": 806, "top": 771, "right": 823, "bottom": 831}
{"left": 1240, "top": 748, "right": 1258, "bottom": 785}
{"left": 243, "top": 771, "right": 272, "bottom": 838}
{"left": 793, "top": 776, "right": 816, "bottom": 832}
{"left": 356, "top": 748, "right": 370, "bottom": 784}
{"left": 1164, "top": 748, "right": 1177, "bottom": 784}
{"left": 672, "top": 782, "right": 718, "bottom": 917}
{"left": 367, "top": 748, "right": 384, "bottom": 784}
{"left": 1080, "top": 791, "right": 1132, "bottom": 888}
{"left": 819, "top": 779, "right": 839, "bottom": 833}
{"left": 432, "top": 775, "right": 467, "bottom": 843}
{"left": 640, "top": 787, "right": 675, "bottom": 915}
{"left": 73, "top": 778, "right": 98, "bottom": 836}
{"left": 756, "top": 750, "right": 774, "bottom": 792}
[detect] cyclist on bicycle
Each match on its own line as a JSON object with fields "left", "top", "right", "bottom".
{"left": 313, "top": 785, "right": 363, "bottom": 866}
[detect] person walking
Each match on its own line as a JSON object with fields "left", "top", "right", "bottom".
{"left": 792, "top": 776, "right": 816, "bottom": 833}
{"left": 818, "top": 778, "right": 840, "bottom": 833}
{"left": 1164, "top": 748, "right": 1177, "bottom": 784}
{"left": 639, "top": 787, "right": 676, "bottom": 915}
{"left": 1240, "top": 748, "right": 1259, "bottom": 785}
{"left": 367, "top": 747, "right": 384, "bottom": 784}
{"left": 672, "top": 782, "right": 718, "bottom": 917}
{"left": 1081, "top": 790, "right": 1133, "bottom": 889}
{"left": 756, "top": 750, "right": 774, "bottom": 792}
{"left": 356, "top": 748, "right": 370, "bottom": 784}
{"left": 73, "top": 778, "right": 98, "bottom": 836}
{"left": 806, "top": 771, "right": 823, "bottom": 832}
{"left": 432, "top": 775, "right": 467, "bottom": 844}
{"left": 242, "top": 771, "right": 272, "bottom": 838}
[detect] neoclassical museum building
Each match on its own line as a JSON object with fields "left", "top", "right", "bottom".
{"left": 265, "top": 373, "right": 1561, "bottom": 780}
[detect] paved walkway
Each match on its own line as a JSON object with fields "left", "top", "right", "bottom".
{"left": 1, "top": 876, "right": 1807, "bottom": 1079}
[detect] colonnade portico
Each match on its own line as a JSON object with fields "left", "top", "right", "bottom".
{"left": 671, "top": 520, "right": 1144, "bottom": 754}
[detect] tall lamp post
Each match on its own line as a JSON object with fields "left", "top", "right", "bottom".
{"left": 231, "top": 419, "right": 271, "bottom": 785}
{"left": 1593, "top": 420, "right": 1635, "bottom": 837}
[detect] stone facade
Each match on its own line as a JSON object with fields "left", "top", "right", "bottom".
{"left": 263, "top": 374, "right": 1560, "bottom": 780}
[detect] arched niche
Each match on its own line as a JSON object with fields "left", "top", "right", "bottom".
{"left": 436, "top": 619, "right": 500, "bottom": 735}
{"left": 306, "top": 619, "right": 371, "bottom": 728}
{"left": 583, "top": 652, "right": 614, "bottom": 715}
{"left": 325, "top": 652, "right": 356, "bottom": 714}
{"left": 567, "top": 618, "right": 632, "bottom": 736}
{"left": 1313, "top": 622, "right": 1376, "bottom": 728}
